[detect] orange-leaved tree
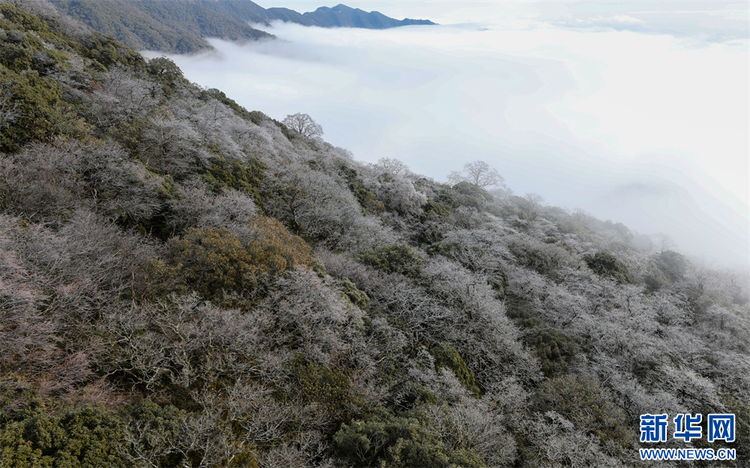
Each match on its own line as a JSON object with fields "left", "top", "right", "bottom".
{"left": 170, "top": 215, "right": 314, "bottom": 304}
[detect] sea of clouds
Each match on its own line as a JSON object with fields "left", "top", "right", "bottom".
{"left": 144, "top": 1, "right": 749, "bottom": 268}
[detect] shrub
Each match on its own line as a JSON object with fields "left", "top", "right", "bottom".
{"left": 0, "top": 405, "right": 129, "bottom": 468}
{"left": 122, "top": 398, "right": 186, "bottom": 466}
{"left": 719, "top": 393, "right": 749, "bottom": 463}
{"left": 203, "top": 88, "right": 265, "bottom": 125}
{"left": 643, "top": 250, "right": 688, "bottom": 292}
{"left": 0, "top": 69, "right": 90, "bottom": 152}
{"left": 428, "top": 342, "right": 481, "bottom": 396}
{"left": 339, "top": 278, "right": 370, "bottom": 309}
{"left": 437, "top": 182, "right": 493, "bottom": 211}
{"left": 199, "top": 156, "right": 265, "bottom": 208}
{"left": 170, "top": 226, "right": 251, "bottom": 300}
{"left": 536, "top": 374, "right": 634, "bottom": 451}
{"left": 524, "top": 328, "right": 579, "bottom": 378}
{"left": 0, "top": 4, "right": 48, "bottom": 34}
{"left": 337, "top": 162, "right": 384, "bottom": 215}
{"left": 294, "top": 357, "right": 357, "bottom": 419}
{"left": 358, "top": 243, "right": 425, "bottom": 279}
{"left": 332, "top": 410, "right": 485, "bottom": 468}
{"left": 170, "top": 216, "right": 313, "bottom": 302}
{"left": 244, "top": 215, "right": 315, "bottom": 274}
{"left": 146, "top": 57, "right": 186, "bottom": 95}
{"left": 422, "top": 199, "right": 451, "bottom": 219}
{"left": 644, "top": 263, "right": 670, "bottom": 292}
{"left": 81, "top": 33, "right": 145, "bottom": 71}
{"left": 653, "top": 250, "right": 688, "bottom": 283}
{"left": 508, "top": 236, "right": 574, "bottom": 278}
{"left": 584, "top": 252, "right": 633, "bottom": 284}
{"left": 487, "top": 268, "right": 509, "bottom": 299}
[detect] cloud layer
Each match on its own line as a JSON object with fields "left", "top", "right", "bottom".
{"left": 145, "top": 3, "right": 749, "bottom": 267}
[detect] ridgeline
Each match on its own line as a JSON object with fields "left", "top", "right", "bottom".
{"left": 0, "top": 1, "right": 747, "bottom": 466}
{"left": 48, "top": 0, "right": 436, "bottom": 53}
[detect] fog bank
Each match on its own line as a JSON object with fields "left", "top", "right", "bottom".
{"left": 145, "top": 3, "right": 749, "bottom": 268}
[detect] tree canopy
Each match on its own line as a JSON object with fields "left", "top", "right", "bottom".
{"left": 282, "top": 112, "right": 324, "bottom": 138}
{"left": 1, "top": 3, "right": 748, "bottom": 467}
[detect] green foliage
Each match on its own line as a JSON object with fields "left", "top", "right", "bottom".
{"left": 0, "top": 3, "right": 144, "bottom": 73}
{"left": 452, "top": 181, "right": 494, "bottom": 201}
{"left": 504, "top": 294, "right": 537, "bottom": 324}
{"left": 332, "top": 409, "right": 485, "bottom": 468}
{"left": 337, "top": 162, "right": 384, "bottom": 215}
{"left": 52, "top": 0, "right": 272, "bottom": 54}
{"left": 0, "top": 3, "right": 48, "bottom": 33}
{"left": 386, "top": 382, "right": 437, "bottom": 411}
{"left": 0, "top": 375, "right": 43, "bottom": 425}
{"left": 122, "top": 398, "right": 186, "bottom": 467}
{"left": 358, "top": 243, "right": 426, "bottom": 279}
{"left": 339, "top": 278, "right": 370, "bottom": 309}
{"left": 0, "top": 69, "right": 90, "bottom": 152}
{"left": 273, "top": 119, "right": 299, "bottom": 141}
{"left": 294, "top": 357, "right": 357, "bottom": 419}
{"left": 0, "top": 405, "right": 130, "bottom": 468}
{"left": 644, "top": 251, "right": 688, "bottom": 292}
{"left": 524, "top": 328, "right": 579, "bottom": 378}
{"left": 487, "top": 268, "right": 508, "bottom": 299}
{"left": 436, "top": 181, "right": 493, "bottom": 211}
{"left": 584, "top": 251, "right": 633, "bottom": 284}
{"left": 508, "top": 238, "right": 573, "bottom": 278}
{"left": 428, "top": 342, "right": 481, "bottom": 396}
{"left": 719, "top": 393, "right": 750, "bottom": 463}
{"left": 146, "top": 57, "right": 186, "bottom": 95}
{"left": 246, "top": 110, "right": 267, "bottom": 126}
{"left": 536, "top": 374, "right": 634, "bottom": 451}
{"left": 506, "top": 295, "right": 579, "bottom": 377}
{"left": 78, "top": 32, "right": 145, "bottom": 71}
{"left": 204, "top": 88, "right": 266, "bottom": 125}
{"left": 170, "top": 217, "right": 313, "bottom": 303}
{"left": 200, "top": 156, "right": 266, "bottom": 208}
{"left": 0, "top": 22, "right": 63, "bottom": 76}
{"left": 170, "top": 226, "right": 250, "bottom": 300}
{"left": 653, "top": 250, "right": 688, "bottom": 283}
{"left": 422, "top": 198, "right": 451, "bottom": 219}
{"left": 644, "top": 264, "right": 669, "bottom": 293}
{"left": 426, "top": 241, "right": 459, "bottom": 258}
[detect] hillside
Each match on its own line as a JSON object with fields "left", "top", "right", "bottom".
{"left": 0, "top": 1, "right": 748, "bottom": 467}
{"left": 48, "top": 0, "right": 275, "bottom": 53}
{"left": 279, "top": 4, "right": 435, "bottom": 29}
{"left": 48, "top": 0, "right": 436, "bottom": 54}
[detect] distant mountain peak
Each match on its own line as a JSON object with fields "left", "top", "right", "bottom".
{"left": 299, "top": 3, "right": 437, "bottom": 29}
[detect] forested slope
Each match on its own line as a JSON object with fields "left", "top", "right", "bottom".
{"left": 0, "top": 1, "right": 748, "bottom": 467}
{"left": 48, "top": 0, "right": 435, "bottom": 54}
{"left": 49, "top": 0, "right": 274, "bottom": 53}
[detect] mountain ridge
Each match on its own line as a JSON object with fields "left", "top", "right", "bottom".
{"left": 299, "top": 3, "right": 435, "bottom": 29}
{"left": 1, "top": 1, "right": 748, "bottom": 466}
{"left": 48, "top": 0, "right": 436, "bottom": 53}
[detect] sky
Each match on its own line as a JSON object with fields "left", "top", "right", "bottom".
{"left": 144, "top": 1, "right": 750, "bottom": 268}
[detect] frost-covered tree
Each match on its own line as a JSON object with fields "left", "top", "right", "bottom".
{"left": 448, "top": 160, "right": 504, "bottom": 188}
{"left": 2, "top": 6, "right": 749, "bottom": 467}
{"left": 282, "top": 112, "right": 323, "bottom": 138}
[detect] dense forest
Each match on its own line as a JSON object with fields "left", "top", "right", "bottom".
{"left": 47, "top": 0, "right": 435, "bottom": 54}
{"left": 0, "top": 1, "right": 748, "bottom": 466}
{"left": 48, "top": 0, "right": 274, "bottom": 53}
